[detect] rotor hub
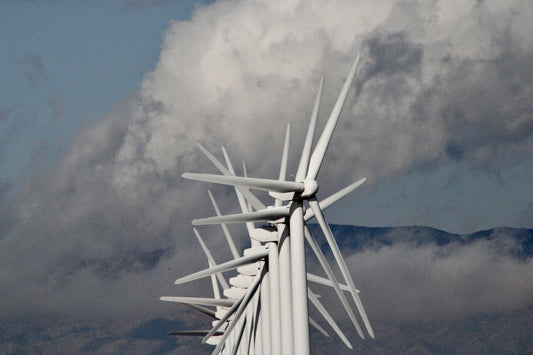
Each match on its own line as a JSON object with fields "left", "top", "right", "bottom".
{"left": 301, "top": 179, "right": 319, "bottom": 198}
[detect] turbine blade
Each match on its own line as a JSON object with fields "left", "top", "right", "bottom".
{"left": 296, "top": 76, "right": 324, "bottom": 181}
{"left": 222, "top": 148, "right": 252, "bottom": 214}
{"left": 308, "top": 288, "right": 353, "bottom": 349}
{"left": 208, "top": 190, "right": 240, "bottom": 259}
{"left": 304, "top": 178, "right": 366, "bottom": 221}
{"left": 196, "top": 143, "right": 265, "bottom": 211}
{"left": 197, "top": 143, "right": 228, "bottom": 175}
{"left": 193, "top": 228, "right": 229, "bottom": 291}
{"left": 183, "top": 173, "right": 304, "bottom": 194}
{"left": 204, "top": 294, "right": 244, "bottom": 346}
{"left": 222, "top": 147, "right": 256, "bottom": 234}
{"left": 241, "top": 161, "right": 254, "bottom": 216}
{"left": 308, "top": 317, "right": 329, "bottom": 338}
{"left": 183, "top": 303, "right": 217, "bottom": 319}
{"left": 245, "top": 304, "right": 254, "bottom": 354}
{"left": 276, "top": 123, "right": 291, "bottom": 207}
{"left": 231, "top": 317, "right": 247, "bottom": 355}
{"left": 241, "top": 160, "right": 248, "bottom": 177}
{"left": 174, "top": 250, "right": 268, "bottom": 285}
{"left": 304, "top": 225, "right": 364, "bottom": 338}
{"left": 307, "top": 273, "right": 349, "bottom": 292}
{"left": 308, "top": 197, "right": 374, "bottom": 339}
{"left": 206, "top": 265, "right": 266, "bottom": 350}
{"left": 193, "top": 207, "right": 289, "bottom": 225}
{"left": 306, "top": 54, "right": 361, "bottom": 180}
{"left": 251, "top": 287, "right": 262, "bottom": 351}
{"left": 159, "top": 296, "right": 234, "bottom": 307}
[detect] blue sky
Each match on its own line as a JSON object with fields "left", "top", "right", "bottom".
{"left": 0, "top": 0, "right": 209, "bottom": 180}
{"left": 1, "top": 0, "right": 533, "bottom": 236}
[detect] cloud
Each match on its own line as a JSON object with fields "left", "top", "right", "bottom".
{"left": 2, "top": 0, "right": 533, "bottom": 322}
{"left": 117, "top": 0, "right": 533, "bottom": 193}
{"left": 345, "top": 231, "right": 533, "bottom": 322}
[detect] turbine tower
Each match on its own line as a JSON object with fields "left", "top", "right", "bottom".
{"left": 161, "top": 53, "right": 373, "bottom": 354}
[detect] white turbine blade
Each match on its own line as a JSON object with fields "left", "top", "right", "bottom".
{"left": 304, "top": 177, "right": 367, "bottom": 221}
{"left": 308, "top": 197, "right": 374, "bottom": 339}
{"left": 231, "top": 317, "right": 247, "bottom": 355}
{"left": 242, "top": 289, "right": 254, "bottom": 355}
{"left": 196, "top": 143, "right": 266, "bottom": 211}
{"left": 306, "top": 54, "right": 361, "bottom": 180}
{"left": 276, "top": 123, "right": 291, "bottom": 207}
{"left": 221, "top": 145, "right": 236, "bottom": 175}
{"left": 308, "top": 288, "right": 353, "bottom": 349}
{"left": 251, "top": 287, "right": 262, "bottom": 352}
{"left": 296, "top": 76, "right": 324, "bottom": 181}
{"left": 197, "top": 143, "right": 229, "bottom": 175}
{"left": 205, "top": 292, "right": 244, "bottom": 346}
{"left": 208, "top": 265, "right": 222, "bottom": 298}
{"left": 193, "top": 228, "right": 229, "bottom": 291}
{"left": 222, "top": 147, "right": 256, "bottom": 235}
{"left": 304, "top": 225, "right": 364, "bottom": 338}
{"left": 204, "top": 291, "right": 244, "bottom": 346}
{"left": 159, "top": 296, "right": 234, "bottom": 307}
{"left": 174, "top": 250, "right": 268, "bottom": 285}
{"left": 183, "top": 303, "right": 217, "bottom": 318}
{"left": 207, "top": 265, "right": 266, "bottom": 351}
{"left": 193, "top": 207, "right": 289, "bottom": 226}
{"left": 308, "top": 317, "right": 329, "bottom": 338}
{"left": 222, "top": 147, "right": 254, "bottom": 216}
{"left": 307, "top": 273, "right": 350, "bottom": 292}
{"left": 183, "top": 173, "right": 304, "bottom": 194}
{"left": 241, "top": 161, "right": 253, "bottom": 216}
{"left": 279, "top": 123, "right": 291, "bottom": 182}
{"left": 208, "top": 191, "right": 240, "bottom": 259}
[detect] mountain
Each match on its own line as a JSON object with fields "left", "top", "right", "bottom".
{"left": 311, "top": 224, "right": 533, "bottom": 257}
{"left": 2, "top": 225, "right": 533, "bottom": 354}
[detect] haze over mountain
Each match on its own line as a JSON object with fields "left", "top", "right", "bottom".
{"left": 2, "top": 225, "right": 532, "bottom": 354}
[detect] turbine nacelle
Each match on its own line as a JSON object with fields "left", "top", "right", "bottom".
{"left": 269, "top": 179, "right": 318, "bottom": 201}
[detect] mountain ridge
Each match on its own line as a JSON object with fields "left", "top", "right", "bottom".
{"left": 309, "top": 224, "right": 533, "bottom": 258}
{"left": 2, "top": 225, "right": 532, "bottom": 354}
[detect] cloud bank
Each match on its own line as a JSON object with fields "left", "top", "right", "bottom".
{"left": 346, "top": 232, "right": 533, "bottom": 322}
{"left": 1, "top": 0, "right": 533, "bottom": 322}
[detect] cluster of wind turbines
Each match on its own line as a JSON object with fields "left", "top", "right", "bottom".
{"left": 160, "top": 54, "right": 374, "bottom": 354}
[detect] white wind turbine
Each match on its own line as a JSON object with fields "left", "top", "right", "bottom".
{"left": 161, "top": 53, "right": 374, "bottom": 354}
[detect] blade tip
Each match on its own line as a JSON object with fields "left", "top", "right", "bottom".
{"left": 368, "top": 328, "right": 375, "bottom": 339}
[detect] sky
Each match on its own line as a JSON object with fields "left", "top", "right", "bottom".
{"left": 0, "top": 0, "right": 212, "bottom": 181}
{"left": 1, "top": 0, "right": 533, "bottom": 344}
{"left": 1, "top": 0, "right": 533, "bottom": 236}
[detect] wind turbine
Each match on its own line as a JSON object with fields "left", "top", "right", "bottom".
{"left": 161, "top": 53, "right": 374, "bottom": 354}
